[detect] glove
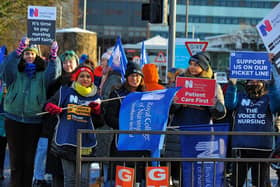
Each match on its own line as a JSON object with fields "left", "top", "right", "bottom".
{"left": 16, "top": 37, "right": 29, "bottom": 56}
{"left": 89, "top": 102, "right": 101, "bottom": 115}
{"left": 24, "top": 63, "right": 36, "bottom": 78}
{"left": 45, "top": 103, "right": 62, "bottom": 115}
{"left": 50, "top": 41, "right": 59, "bottom": 60}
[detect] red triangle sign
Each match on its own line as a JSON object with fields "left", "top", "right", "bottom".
{"left": 154, "top": 51, "right": 166, "bottom": 63}
{"left": 185, "top": 41, "right": 208, "bottom": 56}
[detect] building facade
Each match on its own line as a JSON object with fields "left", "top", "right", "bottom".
{"left": 79, "top": 0, "right": 278, "bottom": 52}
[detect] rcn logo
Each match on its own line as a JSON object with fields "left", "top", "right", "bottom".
{"left": 259, "top": 20, "right": 272, "bottom": 37}
{"left": 29, "top": 8, "right": 39, "bottom": 17}
{"left": 185, "top": 80, "right": 193, "bottom": 88}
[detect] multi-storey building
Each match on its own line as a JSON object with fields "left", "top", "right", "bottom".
{"left": 79, "top": 0, "right": 278, "bottom": 51}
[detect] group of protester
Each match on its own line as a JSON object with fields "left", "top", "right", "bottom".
{"left": 0, "top": 36, "right": 280, "bottom": 187}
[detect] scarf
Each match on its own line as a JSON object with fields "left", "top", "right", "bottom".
{"left": 73, "top": 82, "right": 93, "bottom": 96}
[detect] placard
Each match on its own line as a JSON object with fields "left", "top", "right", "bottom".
{"left": 229, "top": 51, "right": 271, "bottom": 80}
{"left": 175, "top": 77, "right": 216, "bottom": 106}
{"left": 27, "top": 6, "right": 56, "bottom": 45}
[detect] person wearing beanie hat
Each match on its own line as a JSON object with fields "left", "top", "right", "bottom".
{"left": 79, "top": 54, "right": 89, "bottom": 64}
{"left": 0, "top": 37, "right": 61, "bottom": 187}
{"left": 103, "top": 62, "right": 147, "bottom": 186}
{"left": 38, "top": 51, "right": 80, "bottom": 187}
{"left": 60, "top": 50, "right": 79, "bottom": 73}
{"left": 142, "top": 63, "right": 165, "bottom": 91}
{"left": 185, "top": 51, "right": 213, "bottom": 79}
{"left": 189, "top": 52, "right": 210, "bottom": 71}
{"left": 22, "top": 47, "right": 39, "bottom": 57}
{"left": 167, "top": 51, "right": 226, "bottom": 184}
{"left": 44, "top": 64, "right": 103, "bottom": 187}
{"left": 125, "top": 62, "right": 144, "bottom": 78}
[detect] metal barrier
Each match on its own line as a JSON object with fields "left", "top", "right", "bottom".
{"left": 75, "top": 129, "right": 280, "bottom": 187}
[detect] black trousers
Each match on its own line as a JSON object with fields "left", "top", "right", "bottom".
{"left": 231, "top": 149, "right": 271, "bottom": 187}
{"left": 5, "top": 118, "right": 42, "bottom": 187}
{"left": 0, "top": 136, "right": 7, "bottom": 174}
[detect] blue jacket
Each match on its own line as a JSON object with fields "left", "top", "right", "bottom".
{"left": 225, "top": 66, "right": 280, "bottom": 150}
{"left": 0, "top": 51, "right": 61, "bottom": 124}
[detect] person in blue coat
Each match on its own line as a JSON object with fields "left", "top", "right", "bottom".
{"left": 44, "top": 65, "right": 103, "bottom": 187}
{"left": 0, "top": 37, "right": 61, "bottom": 187}
{"left": 225, "top": 65, "right": 280, "bottom": 187}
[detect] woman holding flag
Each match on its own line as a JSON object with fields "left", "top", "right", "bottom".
{"left": 103, "top": 62, "right": 148, "bottom": 186}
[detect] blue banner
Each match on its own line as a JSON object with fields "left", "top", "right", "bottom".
{"left": 229, "top": 51, "right": 271, "bottom": 80}
{"left": 117, "top": 88, "right": 180, "bottom": 158}
{"left": 140, "top": 41, "right": 148, "bottom": 68}
{"left": 180, "top": 123, "right": 230, "bottom": 187}
{"left": 108, "top": 37, "right": 128, "bottom": 82}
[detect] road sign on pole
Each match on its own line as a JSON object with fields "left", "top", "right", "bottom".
{"left": 185, "top": 41, "right": 208, "bottom": 56}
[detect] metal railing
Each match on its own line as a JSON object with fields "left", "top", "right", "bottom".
{"left": 75, "top": 129, "right": 280, "bottom": 187}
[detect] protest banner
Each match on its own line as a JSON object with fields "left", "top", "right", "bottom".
{"left": 256, "top": 3, "right": 280, "bottom": 73}
{"left": 27, "top": 6, "right": 56, "bottom": 45}
{"left": 175, "top": 77, "right": 216, "bottom": 106}
{"left": 117, "top": 88, "right": 180, "bottom": 158}
{"left": 180, "top": 123, "right": 230, "bottom": 187}
{"left": 229, "top": 51, "right": 271, "bottom": 80}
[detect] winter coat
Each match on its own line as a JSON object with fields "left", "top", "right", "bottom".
{"left": 0, "top": 51, "right": 61, "bottom": 124}
{"left": 164, "top": 66, "right": 226, "bottom": 157}
{"left": 142, "top": 64, "right": 165, "bottom": 91}
{"left": 100, "top": 70, "right": 122, "bottom": 100}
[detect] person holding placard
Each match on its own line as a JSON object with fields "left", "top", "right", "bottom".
{"left": 225, "top": 64, "right": 280, "bottom": 187}
{"left": 167, "top": 52, "right": 226, "bottom": 184}
{"left": 0, "top": 36, "right": 61, "bottom": 187}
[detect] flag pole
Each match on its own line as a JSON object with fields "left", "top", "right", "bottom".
{"left": 36, "top": 96, "right": 125, "bottom": 116}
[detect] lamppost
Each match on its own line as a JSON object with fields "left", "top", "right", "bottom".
{"left": 83, "top": 0, "right": 87, "bottom": 30}
{"left": 185, "top": 0, "right": 189, "bottom": 37}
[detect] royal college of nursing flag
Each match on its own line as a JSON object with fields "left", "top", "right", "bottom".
{"left": 140, "top": 41, "right": 148, "bottom": 68}
{"left": 108, "top": 37, "right": 128, "bottom": 82}
{"left": 117, "top": 88, "right": 180, "bottom": 159}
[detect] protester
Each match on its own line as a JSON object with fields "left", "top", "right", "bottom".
{"left": 142, "top": 63, "right": 165, "bottom": 91}
{"left": 225, "top": 63, "right": 280, "bottom": 187}
{"left": 44, "top": 50, "right": 80, "bottom": 187}
{"left": 172, "top": 51, "right": 226, "bottom": 126}
{"left": 103, "top": 62, "right": 147, "bottom": 186}
{"left": 99, "top": 51, "right": 122, "bottom": 99}
{"left": 45, "top": 64, "right": 103, "bottom": 187}
{"left": 0, "top": 36, "right": 61, "bottom": 187}
{"left": 166, "top": 68, "right": 184, "bottom": 88}
{"left": 166, "top": 52, "right": 226, "bottom": 184}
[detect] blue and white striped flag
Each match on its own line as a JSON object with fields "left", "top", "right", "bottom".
{"left": 108, "top": 37, "right": 128, "bottom": 82}
{"left": 140, "top": 41, "right": 148, "bottom": 68}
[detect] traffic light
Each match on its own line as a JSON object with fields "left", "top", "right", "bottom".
{"left": 150, "top": 0, "right": 163, "bottom": 23}
{"left": 142, "top": 0, "right": 166, "bottom": 24}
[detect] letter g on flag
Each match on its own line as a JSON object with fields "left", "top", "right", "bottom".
{"left": 148, "top": 168, "right": 166, "bottom": 181}
{"left": 118, "top": 169, "right": 132, "bottom": 182}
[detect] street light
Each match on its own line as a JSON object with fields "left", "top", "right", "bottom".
{"left": 83, "top": 0, "right": 87, "bottom": 30}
